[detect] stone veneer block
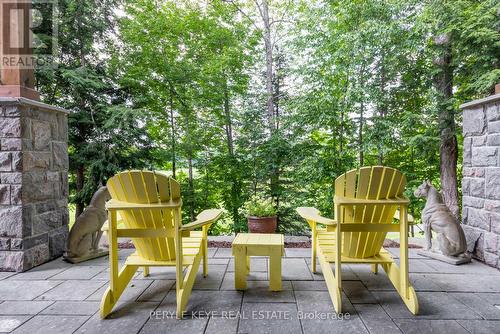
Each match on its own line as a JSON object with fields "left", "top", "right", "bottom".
{"left": 461, "top": 94, "right": 500, "bottom": 270}
{"left": 0, "top": 98, "right": 69, "bottom": 272}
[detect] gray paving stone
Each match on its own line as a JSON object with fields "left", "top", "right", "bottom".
{"left": 239, "top": 302, "right": 301, "bottom": 334}
{"left": 214, "top": 248, "right": 232, "bottom": 258}
{"left": 0, "top": 272, "right": 16, "bottom": 280}
{"left": 137, "top": 280, "right": 174, "bottom": 302}
{"left": 350, "top": 267, "right": 396, "bottom": 291}
{"left": 305, "top": 260, "right": 359, "bottom": 281}
{"left": 49, "top": 266, "right": 105, "bottom": 280}
{"left": 386, "top": 248, "right": 425, "bottom": 259}
{"left": 158, "top": 290, "right": 242, "bottom": 315}
{"left": 0, "top": 316, "right": 31, "bottom": 333}
{"left": 221, "top": 278, "right": 292, "bottom": 291}
{"left": 373, "top": 291, "right": 481, "bottom": 320}
{"left": 208, "top": 258, "right": 229, "bottom": 265}
{"left": 0, "top": 301, "right": 53, "bottom": 315}
{"left": 73, "top": 256, "right": 109, "bottom": 267}
{"left": 135, "top": 266, "right": 178, "bottom": 280}
{"left": 450, "top": 293, "right": 500, "bottom": 320}
{"left": 228, "top": 258, "right": 267, "bottom": 272}
{"left": 12, "top": 315, "right": 89, "bottom": 334}
{"left": 36, "top": 280, "right": 105, "bottom": 301}
{"left": 7, "top": 261, "right": 72, "bottom": 280}
{"left": 354, "top": 304, "right": 402, "bottom": 334}
{"left": 76, "top": 302, "right": 158, "bottom": 334}
{"left": 405, "top": 259, "right": 439, "bottom": 273}
{"left": 220, "top": 272, "right": 268, "bottom": 290}
{"left": 193, "top": 265, "right": 227, "bottom": 290}
{"left": 294, "top": 290, "right": 356, "bottom": 313}
{"left": 285, "top": 248, "right": 311, "bottom": 258}
{"left": 291, "top": 281, "right": 328, "bottom": 291}
{"left": 425, "top": 273, "right": 500, "bottom": 292}
{"left": 90, "top": 267, "right": 141, "bottom": 280}
{"left": 408, "top": 274, "right": 444, "bottom": 291}
{"left": 457, "top": 320, "right": 500, "bottom": 334}
{"left": 0, "top": 281, "right": 62, "bottom": 300}
{"left": 295, "top": 291, "right": 367, "bottom": 334}
{"left": 476, "top": 293, "right": 500, "bottom": 305}
{"left": 342, "top": 281, "right": 377, "bottom": 304}
{"left": 40, "top": 301, "right": 99, "bottom": 315}
{"left": 207, "top": 248, "right": 217, "bottom": 257}
{"left": 87, "top": 279, "right": 152, "bottom": 302}
{"left": 425, "top": 259, "right": 500, "bottom": 275}
{"left": 393, "top": 319, "right": 469, "bottom": 334}
{"left": 243, "top": 289, "right": 295, "bottom": 303}
{"left": 140, "top": 316, "right": 208, "bottom": 334}
{"left": 205, "top": 317, "right": 238, "bottom": 334}
{"left": 282, "top": 258, "right": 313, "bottom": 280}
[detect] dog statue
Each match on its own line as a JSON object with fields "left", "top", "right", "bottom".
{"left": 414, "top": 180, "right": 469, "bottom": 262}
{"left": 64, "top": 186, "right": 110, "bottom": 263}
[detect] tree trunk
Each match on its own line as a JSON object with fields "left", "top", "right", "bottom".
{"left": 433, "top": 34, "right": 459, "bottom": 221}
{"left": 261, "top": 0, "right": 274, "bottom": 131}
{"left": 359, "top": 99, "right": 364, "bottom": 166}
{"left": 75, "top": 165, "right": 85, "bottom": 219}
{"left": 169, "top": 94, "right": 176, "bottom": 179}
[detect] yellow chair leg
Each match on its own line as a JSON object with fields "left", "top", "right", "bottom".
{"left": 382, "top": 262, "right": 419, "bottom": 315}
{"left": 371, "top": 264, "right": 378, "bottom": 274}
{"left": 100, "top": 264, "right": 139, "bottom": 318}
{"left": 318, "top": 252, "right": 342, "bottom": 313}
{"left": 177, "top": 255, "right": 202, "bottom": 318}
{"left": 143, "top": 266, "right": 150, "bottom": 277}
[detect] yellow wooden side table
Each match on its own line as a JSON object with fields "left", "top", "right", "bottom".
{"left": 232, "top": 233, "right": 284, "bottom": 291}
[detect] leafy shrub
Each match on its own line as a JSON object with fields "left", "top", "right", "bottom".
{"left": 243, "top": 195, "right": 277, "bottom": 217}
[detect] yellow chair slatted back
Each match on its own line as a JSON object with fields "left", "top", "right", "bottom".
{"left": 106, "top": 170, "right": 181, "bottom": 261}
{"left": 335, "top": 166, "right": 406, "bottom": 258}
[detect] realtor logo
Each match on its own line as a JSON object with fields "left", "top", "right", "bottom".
{"left": 0, "top": 0, "right": 57, "bottom": 69}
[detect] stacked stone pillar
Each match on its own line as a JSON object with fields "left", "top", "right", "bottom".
{"left": 0, "top": 98, "right": 69, "bottom": 271}
{"left": 461, "top": 92, "right": 500, "bottom": 269}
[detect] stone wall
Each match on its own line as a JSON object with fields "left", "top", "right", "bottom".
{"left": 461, "top": 93, "right": 500, "bottom": 269}
{"left": 0, "top": 98, "right": 69, "bottom": 271}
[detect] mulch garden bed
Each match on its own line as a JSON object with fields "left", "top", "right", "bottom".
{"left": 117, "top": 239, "right": 422, "bottom": 249}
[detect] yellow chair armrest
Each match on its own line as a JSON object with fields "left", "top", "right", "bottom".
{"left": 105, "top": 199, "right": 182, "bottom": 210}
{"left": 296, "top": 207, "right": 336, "bottom": 225}
{"left": 334, "top": 195, "right": 410, "bottom": 206}
{"left": 180, "top": 209, "right": 223, "bottom": 231}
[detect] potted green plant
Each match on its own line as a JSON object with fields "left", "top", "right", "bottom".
{"left": 244, "top": 195, "right": 278, "bottom": 233}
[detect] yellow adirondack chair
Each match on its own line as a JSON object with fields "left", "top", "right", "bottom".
{"left": 100, "top": 170, "right": 222, "bottom": 318}
{"left": 297, "top": 166, "right": 419, "bottom": 314}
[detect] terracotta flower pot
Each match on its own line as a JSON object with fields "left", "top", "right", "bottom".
{"left": 247, "top": 216, "right": 277, "bottom": 233}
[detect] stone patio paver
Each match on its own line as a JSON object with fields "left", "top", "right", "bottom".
{"left": 0, "top": 316, "right": 31, "bottom": 333}
{"left": 36, "top": 280, "right": 105, "bottom": 301}
{"left": 0, "top": 280, "right": 62, "bottom": 300}
{"left": 353, "top": 304, "right": 402, "bottom": 334}
{"left": 39, "top": 301, "right": 100, "bottom": 316}
{"left": 76, "top": 302, "right": 158, "bottom": 334}
{"left": 12, "top": 315, "right": 89, "bottom": 334}
{"left": 49, "top": 266, "right": 105, "bottom": 280}
{"left": 393, "top": 319, "right": 469, "bottom": 334}
{"left": 457, "top": 320, "right": 500, "bottom": 334}
{"left": 0, "top": 301, "right": 53, "bottom": 315}
{"left": 239, "top": 302, "right": 302, "bottom": 334}
{"left": 0, "top": 247, "right": 499, "bottom": 333}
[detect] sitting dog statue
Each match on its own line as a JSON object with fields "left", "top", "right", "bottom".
{"left": 414, "top": 180, "right": 467, "bottom": 257}
{"left": 64, "top": 186, "right": 110, "bottom": 262}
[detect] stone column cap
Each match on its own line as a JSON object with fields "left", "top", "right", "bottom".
{"left": 460, "top": 93, "right": 500, "bottom": 110}
{"left": 0, "top": 97, "right": 70, "bottom": 114}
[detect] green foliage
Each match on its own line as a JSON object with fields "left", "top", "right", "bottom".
{"left": 243, "top": 195, "right": 277, "bottom": 218}
{"left": 36, "top": 0, "right": 498, "bottom": 234}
